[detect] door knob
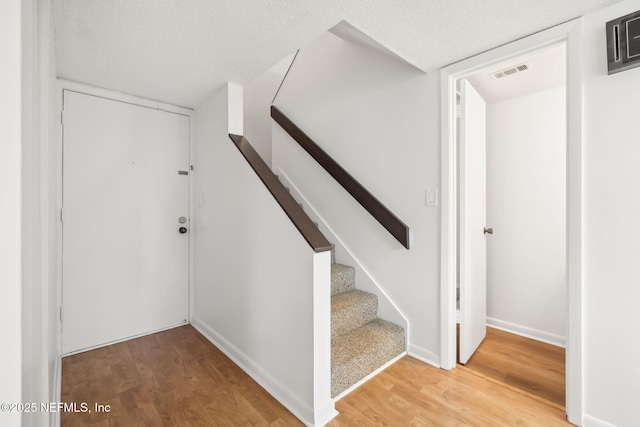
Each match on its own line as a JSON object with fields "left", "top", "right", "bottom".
{"left": 484, "top": 227, "right": 493, "bottom": 235}
{"left": 179, "top": 227, "right": 188, "bottom": 234}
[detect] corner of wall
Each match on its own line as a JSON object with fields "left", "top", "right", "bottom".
{"left": 407, "top": 344, "right": 441, "bottom": 368}
{"left": 312, "top": 250, "right": 337, "bottom": 426}
{"left": 271, "top": 28, "right": 442, "bottom": 363}
{"left": 227, "top": 82, "right": 243, "bottom": 135}
{"left": 192, "top": 81, "right": 327, "bottom": 426}
{"left": 49, "top": 356, "right": 62, "bottom": 427}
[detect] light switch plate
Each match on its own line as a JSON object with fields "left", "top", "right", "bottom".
{"left": 426, "top": 189, "right": 439, "bottom": 207}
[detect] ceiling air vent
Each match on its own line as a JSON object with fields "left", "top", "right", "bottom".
{"left": 493, "top": 63, "right": 529, "bottom": 79}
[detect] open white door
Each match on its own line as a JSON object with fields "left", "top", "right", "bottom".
{"left": 62, "top": 90, "right": 190, "bottom": 354}
{"left": 459, "top": 80, "right": 487, "bottom": 364}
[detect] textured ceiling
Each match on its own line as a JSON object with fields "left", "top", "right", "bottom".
{"left": 467, "top": 42, "right": 566, "bottom": 104}
{"left": 53, "top": 0, "right": 620, "bottom": 108}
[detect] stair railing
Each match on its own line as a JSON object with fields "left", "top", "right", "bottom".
{"left": 228, "top": 134, "right": 332, "bottom": 253}
{"left": 270, "top": 106, "right": 410, "bottom": 249}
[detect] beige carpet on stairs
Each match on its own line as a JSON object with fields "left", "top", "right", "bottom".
{"left": 330, "top": 247, "right": 405, "bottom": 398}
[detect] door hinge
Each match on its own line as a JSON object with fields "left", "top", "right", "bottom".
{"left": 60, "top": 208, "right": 64, "bottom": 223}
{"left": 59, "top": 306, "right": 63, "bottom": 322}
{"left": 61, "top": 111, "right": 64, "bottom": 126}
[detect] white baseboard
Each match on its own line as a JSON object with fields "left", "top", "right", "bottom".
{"left": 408, "top": 344, "right": 441, "bottom": 368}
{"left": 191, "top": 316, "right": 333, "bottom": 427}
{"left": 314, "top": 402, "right": 339, "bottom": 427}
{"left": 62, "top": 321, "right": 189, "bottom": 357}
{"left": 486, "top": 317, "right": 565, "bottom": 348}
{"left": 583, "top": 414, "right": 619, "bottom": 427}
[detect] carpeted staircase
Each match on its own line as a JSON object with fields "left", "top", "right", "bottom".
{"left": 275, "top": 175, "right": 405, "bottom": 398}
{"left": 330, "top": 246, "right": 405, "bottom": 398}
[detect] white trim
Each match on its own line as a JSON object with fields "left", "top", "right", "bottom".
{"left": 312, "top": 250, "right": 338, "bottom": 426}
{"left": 56, "top": 78, "right": 193, "bottom": 114}
{"left": 583, "top": 414, "right": 619, "bottom": 427}
{"left": 407, "top": 345, "right": 440, "bottom": 368}
{"left": 439, "top": 19, "right": 582, "bottom": 423}
{"left": 332, "top": 352, "right": 406, "bottom": 402}
{"left": 565, "top": 19, "right": 584, "bottom": 426}
{"left": 55, "top": 79, "right": 64, "bottom": 393}
{"left": 50, "top": 355, "right": 62, "bottom": 427}
{"left": 439, "top": 65, "right": 458, "bottom": 371}
{"left": 191, "top": 316, "right": 317, "bottom": 426}
{"left": 486, "top": 318, "right": 566, "bottom": 348}
{"left": 188, "top": 112, "right": 195, "bottom": 328}
{"left": 314, "top": 404, "right": 339, "bottom": 427}
{"left": 61, "top": 322, "right": 188, "bottom": 357}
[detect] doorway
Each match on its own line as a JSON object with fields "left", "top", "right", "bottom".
{"left": 440, "top": 21, "right": 583, "bottom": 423}
{"left": 61, "top": 89, "right": 191, "bottom": 355}
{"left": 455, "top": 42, "right": 567, "bottom": 404}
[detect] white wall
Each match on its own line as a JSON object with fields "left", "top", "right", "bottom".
{"left": 21, "top": 0, "right": 45, "bottom": 425}
{"left": 273, "top": 32, "right": 441, "bottom": 364}
{"left": 486, "top": 87, "right": 566, "bottom": 346}
{"left": 0, "top": 1, "right": 24, "bottom": 425}
{"left": 274, "top": 168, "right": 407, "bottom": 330}
{"left": 243, "top": 53, "right": 296, "bottom": 166}
{"left": 249, "top": 10, "right": 640, "bottom": 425}
{"left": 192, "top": 83, "right": 334, "bottom": 426}
{"left": 1, "top": 1, "right": 59, "bottom": 426}
{"left": 581, "top": 1, "right": 640, "bottom": 426}
{"left": 47, "top": 5, "right": 61, "bottom": 422}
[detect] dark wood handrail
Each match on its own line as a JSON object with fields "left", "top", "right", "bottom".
{"left": 228, "top": 134, "right": 332, "bottom": 253}
{"left": 271, "top": 106, "right": 410, "bottom": 249}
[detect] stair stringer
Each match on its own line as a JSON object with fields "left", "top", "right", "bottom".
{"left": 274, "top": 167, "right": 408, "bottom": 333}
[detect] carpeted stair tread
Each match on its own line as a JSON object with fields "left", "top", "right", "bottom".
{"left": 331, "top": 264, "right": 355, "bottom": 296}
{"left": 331, "top": 318, "right": 405, "bottom": 397}
{"left": 328, "top": 243, "right": 405, "bottom": 398}
{"left": 331, "top": 290, "right": 378, "bottom": 337}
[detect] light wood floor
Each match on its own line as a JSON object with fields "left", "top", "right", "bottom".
{"left": 460, "top": 327, "right": 566, "bottom": 408}
{"left": 61, "top": 325, "right": 570, "bottom": 426}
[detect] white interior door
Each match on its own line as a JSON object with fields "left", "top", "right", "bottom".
{"left": 459, "top": 80, "right": 487, "bottom": 364}
{"left": 62, "top": 90, "right": 190, "bottom": 354}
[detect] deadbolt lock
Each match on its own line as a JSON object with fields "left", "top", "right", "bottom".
{"left": 179, "top": 217, "right": 187, "bottom": 224}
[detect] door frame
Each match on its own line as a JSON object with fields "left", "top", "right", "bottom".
{"left": 55, "top": 79, "right": 195, "bottom": 356}
{"left": 439, "top": 20, "right": 583, "bottom": 424}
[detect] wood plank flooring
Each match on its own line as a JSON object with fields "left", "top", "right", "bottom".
{"left": 327, "top": 356, "right": 569, "bottom": 427}
{"left": 460, "top": 327, "right": 566, "bottom": 408}
{"left": 61, "top": 325, "right": 301, "bottom": 426}
{"left": 61, "top": 325, "right": 570, "bottom": 426}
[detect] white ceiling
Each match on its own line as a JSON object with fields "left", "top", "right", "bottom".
{"left": 52, "top": 0, "right": 620, "bottom": 108}
{"left": 467, "top": 42, "right": 567, "bottom": 104}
